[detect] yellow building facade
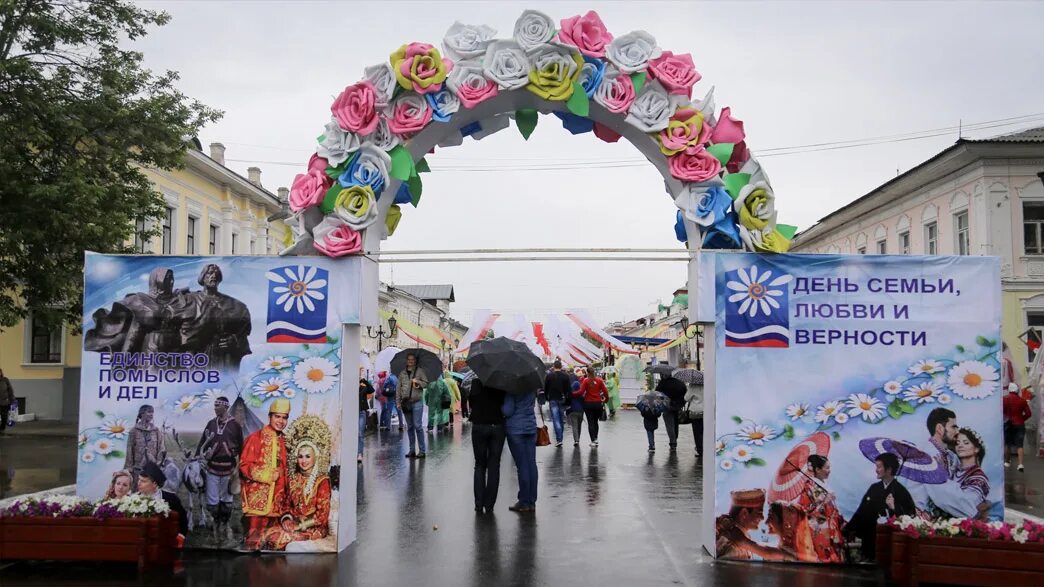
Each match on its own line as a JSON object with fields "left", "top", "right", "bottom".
{"left": 0, "top": 142, "right": 291, "bottom": 420}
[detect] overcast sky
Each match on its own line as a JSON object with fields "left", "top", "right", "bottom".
{"left": 134, "top": 1, "right": 1044, "bottom": 326}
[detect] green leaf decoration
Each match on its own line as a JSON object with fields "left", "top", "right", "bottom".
{"left": 777, "top": 224, "right": 798, "bottom": 240}
{"left": 631, "top": 71, "right": 647, "bottom": 94}
{"left": 566, "top": 81, "right": 590, "bottom": 117}
{"left": 976, "top": 335, "right": 990, "bottom": 347}
{"left": 898, "top": 400, "right": 916, "bottom": 415}
{"left": 389, "top": 145, "right": 414, "bottom": 181}
{"left": 415, "top": 158, "right": 431, "bottom": 174}
{"left": 94, "top": 410, "right": 105, "bottom": 419}
{"left": 706, "top": 143, "right": 735, "bottom": 166}
{"left": 888, "top": 401, "right": 903, "bottom": 420}
{"left": 731, "top": 415, "right": 742, "bottom": 424}
{"left": 108, "top": 450, "right": 125, "bottom": 458}
{"left": 325, "top": 151, "right": 356, "bottom": 180}
{"left": 831, "top": 431, "right": 841, "bottom": 441}
{"left": 723, "top": 173, "right": 752, "bottom": 199}
{"left": 407, "top": 173, "right": 423, "bottom": 207}
{"left": 515, "top": 109, "right": 539, "bottom": 140}
{"left": 986, "top": 338, "right": 997, "bottom": 347}
{"left": 956, "top": 344, "right": 966, "bottom": 353}
{"left": 319, "top": 183, "right": 342, "bottom": 214}
{"left": 782, "top": 424, "right": 794, "bottom": 440}
{"left": 749, "top": 457, "right": 766, "bottom": 467}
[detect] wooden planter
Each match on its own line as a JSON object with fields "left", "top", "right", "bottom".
{"left": 877, "top": 524, "right": 1044, "bottom": 587}
{"left": 0, "top": 513, "right": 179, "bottom": 570}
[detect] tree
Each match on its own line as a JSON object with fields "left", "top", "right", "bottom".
{"left": 0, "top": 0, "right": 221, "bottom": 328}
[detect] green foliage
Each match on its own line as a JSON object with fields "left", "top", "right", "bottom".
{"left": 0, "top": 0, "right": 222, "bottom": 328}
{"left": 782, "top": 424, "right": 794, "bottom": 440}
{"left": 731, "top": 415, "right": 742, "bottom": 424}
{"left": 747, "top": 457, "right": 766, "bottom": 467}
{"left": 94, "top": 410, "right": 105, "bottom": 419}
{"left": 831, "top": 431, "right": 841, "bottom": 441}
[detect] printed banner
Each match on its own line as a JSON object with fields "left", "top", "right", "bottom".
{"left": 712, "top": 253, "right": 1002, "bottom": 564}
{"left": 76, "top": 254, "right": 361, "bottom": 552}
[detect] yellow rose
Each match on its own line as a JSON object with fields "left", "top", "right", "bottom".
{"left": 526, "top": 46, "right": 583, "bottom": 101}
{"left": 333, "top": 185, "right": 378, "bottom": 230}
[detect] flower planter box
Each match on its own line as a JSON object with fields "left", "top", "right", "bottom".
{"left": 0, "top": 513, "right": 178, "bottom": 570}
{"left": 877, "top": 524, "right": 1044, "bottom": 587}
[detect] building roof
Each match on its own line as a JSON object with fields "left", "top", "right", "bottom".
{"left": 968, "top": 125, "right": 1044, "bottom": 143}
{"left": 392, "top": 284, "right": 455, "bottom": 302}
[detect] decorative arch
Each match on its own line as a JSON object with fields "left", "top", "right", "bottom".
{"left": 278, "top": 9, "right": 795, "bottom": 258}
{"left": 922, "top": 203, "right": 939, "bottom": 224}
{"left": 827, "top": 244, "right": 841, "bottom": 254}
{"left": 873, "top": 225, "right": 887, "bottom": 241}
{"left": 855, "top": 232, "right": 868, "bottom": 251}
{"left": 896, "top": 214, "right": 911, "bottom": 233}
{"left": 840, "top": 238, "right": 851, "bottom": 254}
{"left": 950, "top": 190, "right": 969, "bottom": 211}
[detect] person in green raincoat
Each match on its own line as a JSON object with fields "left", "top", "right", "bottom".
{"left": 425, "top": 376, "right": 452, "bottom": 432}
{"left": 443, "top": 371, "right": 462, "bottom": 428}
{"left": 606, "top": 372, "right": 621, "bottom": 417}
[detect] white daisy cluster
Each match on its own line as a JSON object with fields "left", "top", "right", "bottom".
{"left": 97, "top": 494, "right": 171, "bottom": 518}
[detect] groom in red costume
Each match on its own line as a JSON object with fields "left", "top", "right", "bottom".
{"left": 240, "top": 398, "right": 290, "bottom": 550}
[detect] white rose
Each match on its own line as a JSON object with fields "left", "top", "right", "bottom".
{"left": 482, "top": 40, "right": 530, "bottom": 90}
{"left": 606, "top": 31, "right": 661, "bottom": 73}
{"left": 513, "top": 9, "right": 555, "bottom": 52}
{"left": 364, "top": 62, "right": 397, "bottom": 108}
{"left": 316, "top": 117, "right": 360, "bottom": 167}
{"left": 443, "top": 21, "right": 497, "bottom": 61}
{"left": 625, "top": 79, "right": 677, "bottom": 132}
{"left": 344, "top": 144, "right": 392, "bottom": 193}
{"left": 695, "top": 85, "right": 717, "bottom": 126}
{"left": 428, "top": 89, "right": 460, "bottom": 120}
{"left": 738, "top": 225, "right": 772, "bottom": 252}
{"left": 734, "top": 181, "right": 777, "bottom": 222}
{"left": 362, "top": 117, "right": 401, "bottom": 152}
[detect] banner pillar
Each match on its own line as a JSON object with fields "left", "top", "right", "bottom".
{"left": 337, "top": 323, "right": 361, "bottom": 551}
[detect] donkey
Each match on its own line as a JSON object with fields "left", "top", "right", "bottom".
{"left": 167, "top": 426, "right": 209, "bottom": 532}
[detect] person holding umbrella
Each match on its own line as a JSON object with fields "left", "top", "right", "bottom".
{"left": 502, "top": 385, "right": 538, "bottom": 513}
{"left": 469, "top": 377, "right": 506, "bottom": 513}
{"left": 656, "top": 373, "right": 687, "bottom": 451}
{"left": 796, "top": 455, "right": 847, "bottom": 563}
{"left": 396, "top": 351, "right": 430, "bottom": 458}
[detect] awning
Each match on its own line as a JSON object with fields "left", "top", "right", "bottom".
{"left": 614, "top": 335, "right": 671, "bottom": 346}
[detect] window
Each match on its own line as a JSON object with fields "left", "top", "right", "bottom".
{"left": 186, "top": 217, "right": 197, "bottom": 254}
{"left": 899, "top": 231, "right": 910, "bottom": 254}
{"left": 231, "top": 233, "right": 238, "bottom": 254}
{"left": 209, "top": 224, "right": 218, "bottom": 254}
{"left": 134, "top": 218, "right": 148, "bottom": 253}
{"left": 1028, "top": 313, "right": 1044, "bottom": 362}
{"left": 954, "top": 211, "right": 969, "bottom": 255}
{"left": 857, "top": 247, "right": 866, "bottom": 255}
{"left": 161, "top": 207, "right": 174, "bottom": 254}
{"left": 876, "top": 240, "right": 887, "bottom": 254}
{"left": 924, "top": 222, "right": 938, "bottom": 255}
{"left": 1023, "top": 203, "right": 1044, "bottom": 255}
{"left": 27, "top": 314, "right": 62, "bottom": 364}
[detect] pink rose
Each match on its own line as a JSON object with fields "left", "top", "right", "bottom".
{"left": 331, "top": 80, "right": 379, "bottom": 135}
{"left": 668, "top": 145, "right": 722, "bottom": 183}
{"left": 288, "top": 169, "right": 332, "bottom": 213}
{"left": 556, "top": 11, "right": 613, "bottom": 58}
{"left": 446, "top": 62, "right": 499, "bottom": 109}
{"left": 391, "top": 42, "right": 453, "bottom": 95}
{"left": 710, "top": 106, "right": 745, "bottom": 144}
{"left": 312, "top": 217, "right": 362, "bottom": 257}
{"left": 387, "top": 94, "right": 433, "bottom": 136}
{"left": 648, "top": 51, "right": 701, "bottom": 98}
{"left": 308, "top": 153, "right": 329, "bottom": 174}
{"left": 658, "top": 106, "right": 710, "bottom": 156}
{"left": 592, "top": 66, "right": 635, "bottom": 113}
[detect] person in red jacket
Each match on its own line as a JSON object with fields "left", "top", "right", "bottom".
{"left": 577, "top": 367, "right": 608, "bottom": 446}
{"left": 1003, "top": 383, "right": 1032, "bottom": 472}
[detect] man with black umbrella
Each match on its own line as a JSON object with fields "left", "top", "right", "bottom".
{"left": 656, "top": 373, "right": 688, "bottom": 451}
{"left": 396, "top": 352, "right": 429, "bottom": 458}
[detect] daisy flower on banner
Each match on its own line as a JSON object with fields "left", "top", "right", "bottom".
{"left": 731, "top": 446, "right": 754, "bottom": 463}
{"left": 785, "top": 403, "right": 809, "bottom": 421}
{"left": 904, "top": 380, "right": 941, "bottom": 404}
{"left": 266, "top": 266, "right": 328, "bottom": 314}
{"left": 737, "top": 423, "right": 776, "bottom": 446}
{"left": 846, "top": 393, "right": 884, "bottom": 422}
{"left": 883, "top": 381, "right": 903, "bottom": 395}
{"left": 908, "top": 359, "right": 944, "bottom": 376}
{"left": 815, "top": 400, "right": 844, "bottom": 423}
{"left": 293, "top": 357, "right": 339, "bottom": 394}
{"left": 259, "top": 356, "right": 292, "bottom": 372}
{"left": 253, "top": 377, "right": 289, "bottom": 399}
{"left": 100, "top": 418, "right": 129, "bottom": 439}
{"left": 720, "top": 459, "right": 734, "bottom": 471}
{"left": 174, "top": 394, "right": 201, "bottom": 415}
{"left": 724, "top": 264, "right": 793, "bottom": 318}
{"left": 947, "top": 360, "right": 998, "bottom": 400}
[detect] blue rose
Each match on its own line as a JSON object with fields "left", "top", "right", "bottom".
{"left": 553, "top": 111, "right": 594, "bottom": 135}
{"left": 338, "top": 146, "right": 391, "bottom": 196}
{"left": 678, "top": 185, "right": 732, "bottom": 228}
{"left": 425, "top": 90, "right": 460, "bottom": 123}
{"left": 579, "top": 56, "right": 606, "bottom": 97}
{"left": 702, "top": 209, "right": 743, "bottom": 249}
{"left": 674, "top": 210, "right": 687, "bottom": 243}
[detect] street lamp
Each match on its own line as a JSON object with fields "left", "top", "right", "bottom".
{"left": 367, "top": 313, "right": 398, "bottom": 351}
{"left": 677, "top": 315, "right": 702, "bottom": 370}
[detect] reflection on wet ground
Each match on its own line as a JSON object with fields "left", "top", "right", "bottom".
{"left": 3, "top": 412, "right": 889, "bottom": 585}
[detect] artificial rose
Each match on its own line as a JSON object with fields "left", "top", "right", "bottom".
{"left": 695, "top": 85, "right": 716, "bottom": 125}
{"left": 288, "top": 169, "right": 332, "bottom": 213}
{"left": 338, "top": 145, "right": 391, "bottom": 195}
{"left": 668, "top": 145, "right": 722, "bottom": 183}
{"left": 482, "top": 40, "right": 530, "bottom": 90}
{"left": 387, "top": 93, "right": 433, "bottom": 136}
{"left": 556, "top": 11, "right": 614, "bottom": 58}
{"left": 443, "top": 21, "right": 497, "bottom": 61}
{"left": 578, "top": 55, "right": 605, "bottom": 96}
{"left": 362, "top": 117, "right": 401, "bottom": 152}
{"left": 513, "top": 9, "right": 555, "bottom": 52}
{"left": 726, "top": 141, "right": 751, "bottom": 174}
{"left": 739, "top": 225, "right": 790, "bottom": 253}
{"left": 658, "top": 106, "right": 710, "bottom": 156}
{"left": 312, "top": 217, "right": 362, "bottom": 257}
{"left": 648, "top": 51, "right": 701, "bottom": 98}
{"left": 526, "top": 45, "right": 583, "bottom": 101}
{"left": 308, "top": 153, "right": 329, "bottom": 175}
{"left": 426, "top": 89, "right": 460, "bottom": 122}
{"left": 333, "top": 185, "right": 379, "bottom": 230}
{"left": 363, "top": 62, "right": 397, "bottom": 108}
{"left": 316, "top": 117, "right": 360, "bottom": 167}
{"left": 592, "top": 65, "right": 635, "bottom": 113}
{"left": 734, "top": 181, "right": 777, "bottom": 233}
{"left": 446, "top": 61, "right": 499, "bottom": 109}
{"left": 675, "top": 184, "right": 731, "bottom": 227}
{"left": 710, "top": 106, "right": 745, "bottom": 144}
{"left": 625, "top": 79, "right": 677, "bottom": 132}
{"left": 390, "top": 42, "right": 453, "bottom": 95}
{"left": 385, "top": 204, "right": 402, "bottom": 238}
{"left": 331, "top": 80, "right": 379, "bottom": 135}
{"left": 738, "top": 156, "right": 770, "bottom": 187}
{"left": 605, "top": 31, "right": 661, "bottom": 73}
{"left": 702, "top": 209, "right": 743, "bottom": 250}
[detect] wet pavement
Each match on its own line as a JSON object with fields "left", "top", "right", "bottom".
{"left": 0, "top": 411, "right": 971, "bottom": 585}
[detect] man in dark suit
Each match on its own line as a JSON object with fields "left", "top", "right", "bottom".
{"left": 845, "top": 453, "right": 915, "bottom": 560}
{"left": 138, "top": 461, "right": 188, "bottom": 536}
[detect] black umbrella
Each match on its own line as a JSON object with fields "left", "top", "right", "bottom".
{"left": 389, "top": 348, "right": 443, "bottom": 381}
{"left": 644, "top": 364, "right": 674, "bottom": 376}
{"left": 672, "top": 368, "right": 704, "bottom": 385}
{"left": 466, "top": 337, "right": 545, "bottom": 396}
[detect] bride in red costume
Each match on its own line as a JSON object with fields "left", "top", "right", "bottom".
{"left": 263, "top": 415, "right": 333, "bottom": 550}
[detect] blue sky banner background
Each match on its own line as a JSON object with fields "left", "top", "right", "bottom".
{"left": 713, "top": 253, "right": 1002, "bottom": 556}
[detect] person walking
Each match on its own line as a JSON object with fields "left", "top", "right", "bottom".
{"left": 444, "top": 370, "right": 462, "bottom": 428}
{"left": 359, "top": 377, "right": 374, "bottom": 463}
{"left": 425, "top": 375, "right": 452, "bottom": 432}
{"left": 1003, "top": 382, "right": 1032, "bottom": 472}
{"left": 606, "top": 371, "right": 621, "bottom": 418}
{"left": 469, "top": 378, "right": 506, "bottom": 513}
{"left": 0, "top": 369, "right": 14, "bottom": 435}
{"left": 379, "top": 372, "right": 401, "bottom": 431}
{"left": 503, "top": 388, "right": 538, "bottom": 513}
{"left": 578, "top": 367, "right": 609, "bottom": 446}
{"left": 657, "top": 374, "right": 687, "bottom": 451}
{"left": 543, "top": 360, "right": 571, "bottom": 447}
{"left": 685, "top": 382, "right": 705, "bottom": 457}
{"left": 567, "top": 380, "right": 585, "bottom": 447}
{"left": 397, "top": 352, "right": 429, "bottom": 458}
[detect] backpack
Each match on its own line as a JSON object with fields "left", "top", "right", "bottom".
{"left": 682, "top": 385, "right": 704, "bottom": 420}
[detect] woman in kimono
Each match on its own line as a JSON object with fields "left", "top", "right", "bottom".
{"left": 796, "top": 455, "right": 847, "bottom": 563}
{"left": 264, "top": 415, "right": 333, "bottom": 550}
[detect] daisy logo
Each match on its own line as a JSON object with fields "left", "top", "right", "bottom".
{"left": 724, "top": 264, "right": 792, "bottom": 348}
{"left": 265, "top": 265, "right": 329, "bottom": 343}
